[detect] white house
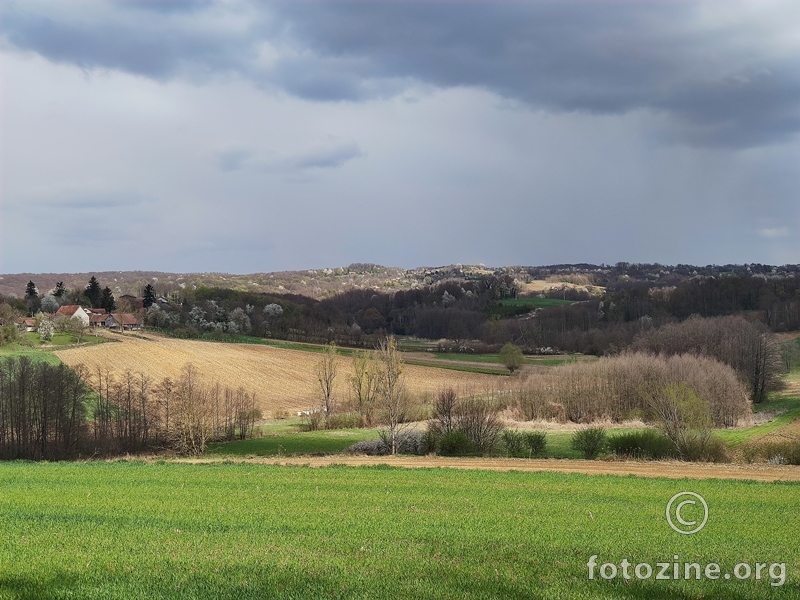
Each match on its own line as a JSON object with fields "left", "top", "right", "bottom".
{"left": 54, "top": 305, "right": 90, "bottom": 326}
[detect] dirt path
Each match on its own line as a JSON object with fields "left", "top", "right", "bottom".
{"left": 178, "top": 455, "right": 800, "bottom": 482}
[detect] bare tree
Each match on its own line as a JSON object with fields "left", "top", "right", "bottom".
{"left": 316, "top": 342, "right": 338, "bottom": 422}
{"left": 375, "top": 336, "right": 412, "bottom": 454}
{"left": 350, "top": 349, "right": 379, "bottom": 426}
{"left": 430, "top": 387, "right": 458, "bottom": 436}
{"left": 172, "top": 364, "right": 215, "bottom": 455}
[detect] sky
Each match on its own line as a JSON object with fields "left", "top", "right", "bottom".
{"left": 0, "top": 0, "right": 798, "bottom": 274}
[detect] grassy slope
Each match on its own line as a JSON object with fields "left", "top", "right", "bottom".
{"left": 0, "top": 461, "right": 796, "bottom": 599}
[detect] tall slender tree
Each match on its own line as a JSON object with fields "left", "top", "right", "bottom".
{"left": 143, "top": 284, "right": 156, "bottom": 308}
{"left": 85, "top": 276, "right": 102, "bottom": 308}
{"left": 100, "top": 287, "right": 116, "bottom": 312}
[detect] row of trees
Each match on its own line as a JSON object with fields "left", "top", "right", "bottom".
{"left": 0, "top": 357, "right": 260, "bottom": 459}
{"left": 22, "top": 277, "right": 119, "bottom": 315}
{"left": 90, "top": 363, "right": 260, "bottom": 455}
{"left": 0, "top": 357, "right": 88, "bottom": 460}
{"left": 313, "top": 337, "right": 413, "bottom": 454}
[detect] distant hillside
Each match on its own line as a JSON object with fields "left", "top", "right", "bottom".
{"left": 2, "top": 262, "right": 797, "bottom": 300}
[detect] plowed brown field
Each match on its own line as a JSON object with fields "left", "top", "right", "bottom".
{"left": 54, "top": 334, "right": 500, "bottom": 414}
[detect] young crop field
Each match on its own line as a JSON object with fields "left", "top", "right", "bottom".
{"left": 53, "top": 334, "right": 499, "bottom": 415}
{"left": 0, "top": 461, "right": 796, "bottom": 599}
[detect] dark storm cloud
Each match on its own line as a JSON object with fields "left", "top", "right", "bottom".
{"left": 1, "top": 1, "right": 798, "bottom": 147}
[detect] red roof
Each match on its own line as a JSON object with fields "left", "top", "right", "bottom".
{"left": 112, "top": 313, "right": 139, "bottom": 325}
{"left": 55, "top": 305, "right": 83, "bottom": 317}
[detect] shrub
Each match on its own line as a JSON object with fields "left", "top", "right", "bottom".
{"left": 524, "top": 431, "right": 547, "bottom": 457}
{"left": 608, "top": 430, "right": 677, "bottom": 460}
{"left": 346, "top": 439, "right": 389, "bottom": 455}
{"left": 420, "top": 429, "right": 439, "bottom": 455}
{"left": 502, "top": 429, "right": 526, "bottom": 458}
{"left": 325, "top": 412, "right": 361, "bottom": 430}
{"left": 439, "top": 430, "right": 474, "bottom": 456}
{"left": 760, "top": 440, "right": 800, "bottom": 465}
{"left": 680, "top": 435, "right": 729, "bottom": 463}
{"left": 571, "top": 427, "right": 607, "bottom": 459}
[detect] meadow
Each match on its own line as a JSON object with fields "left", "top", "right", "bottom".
{"left": 0, "top": 461, "right": 796, "bottom": 599}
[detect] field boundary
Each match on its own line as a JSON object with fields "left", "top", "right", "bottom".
{"left": 172, "top": 455, "right": 800, "bottom": 482}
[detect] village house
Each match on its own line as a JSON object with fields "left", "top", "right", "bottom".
{"left": 17, "top": 317, "right": 37, "bottom": 332}
{"left": 105, "top": 313, "right": 141, "bottom": 331}
{"left": 54, "top": 305, "right": 90, "bottom": 326}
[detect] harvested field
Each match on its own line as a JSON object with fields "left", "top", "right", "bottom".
{"left": 54, "top": 333, "right": 500, "bottom": 414}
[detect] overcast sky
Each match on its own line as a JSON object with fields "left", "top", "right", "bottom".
{"left": 1, "top": 0, "right": 798, "bottom": 274}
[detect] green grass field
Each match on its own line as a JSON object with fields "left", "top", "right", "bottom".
{"left": 207, "top": 429, "right": 378, "bottom": 457}
{"left": 0, "top": 461, "right": 796, "bottom": 599}
{"left": 433, "top": 352, "right": 582, "bottom": 367}
{"left": 498, "top": 297, "right": 576, "bottom": 308}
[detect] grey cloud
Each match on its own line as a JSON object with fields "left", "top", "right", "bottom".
{"left": 288, "top": 142, "right": 364, "bottom": 170}
{"left": 2, "top": 1, "right": 799, "bottom": 147}
{"left": 217, "top": 142, "right": 364, "bottom": 173}
{"left": 0, "top": 2, "right": 253, "bottom": 80}
{"left": 217, "top": 149, "right": 253, "bottom": 172}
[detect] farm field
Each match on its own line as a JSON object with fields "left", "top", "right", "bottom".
{"left": 0, "top": 461, "right": 796, "bottom": 599}
{"left": 53, "top": 333, "right": 500, "bottom": 415}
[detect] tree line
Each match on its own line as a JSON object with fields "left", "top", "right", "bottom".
{"left": 0, "top": 357, "right": 260, "bottom": 460}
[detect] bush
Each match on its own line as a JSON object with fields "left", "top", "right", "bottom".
{"left": 759, "top": 440, "right": 800, "bottom": 465}
{"left": 420, "top": 429, "right": 439, "bottom": 455}
{"left": 325, "top": 412, "right": 361, "bottom": 429}
{"left": 608, "top": 430, "right": 677, "bottom": 460}
{"left": 346, "top": 439, "right": 389, "bottom": 455}
{"left": 439, "top": 430, "right": 475, "bottom": 456}
{"left": 571, "top": 427, "right": 607, "bottom": 459}
{"left": 525, "top": 431, "right": 547, "bottom": 457}
{"left": 680, "top": 435, "right": 729, "bottom": 463}
{"left": 502, "top": 429, "right": 526, "bottom": 457}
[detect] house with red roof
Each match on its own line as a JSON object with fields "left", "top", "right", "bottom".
{"left": 54, "top": 305, "right": 90, "bottom": 326}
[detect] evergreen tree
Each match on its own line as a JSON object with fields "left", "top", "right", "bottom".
{"left": 142, "top": 284, "right": 156, "bottom": 308}
{"left": 25, "top": 281, "right": 38, "bottom": 300}
{"left": 85, "top": 276, "right": 102, "bottom": 308}
{"left": 53, "top": 282, "right": 66, "bottom": 297}
{"left": 24, "top": 281, "right": 40, "bottom": 315}
{"left": 100, "top": 287, "right": 116, "bottom": 312}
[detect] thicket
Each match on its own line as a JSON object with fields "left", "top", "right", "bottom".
{"left": 512, "top": 352, "right": 750, "bottom": 427}
{"left": 631, "top": 315, "right": 784, "bottom": 403}
{"left": 428, "top": 388, "right": 505, "bottom": 455}
{"left": 0, "top": 357, "right": 260, "bottom": 459}
{"left": 0, "top": 357, "right": 88, "bottom": 460}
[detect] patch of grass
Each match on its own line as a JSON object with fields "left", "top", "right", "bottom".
{"left": 403, "top": 359, "right": 509, "bottom": 376}
{"left": 433, "top": 352, "right": 581, "bottom": 367}
{"left": 717, "top": 397, "right": 800, "bottom": 447}
{"left": 0, "top": 461, "right": 795, "bottom": 599}
{"left": 0, "top": 342, "right": 63, "bottom": 365}
{"left": 207, "top": 428, "right": 379, "bottom": 456}
{"left": 498, "top": 297, "right": 576, "bottom": 308}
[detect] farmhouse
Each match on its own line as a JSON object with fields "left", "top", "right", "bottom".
{"left": 105, "top": 313, "right": 141, "bottom": 331}
{"left": 17, "top": 317, "right": 37, "bottom": 332}
{"left": 54, "top": 305, "right": 90, "bottom": 326}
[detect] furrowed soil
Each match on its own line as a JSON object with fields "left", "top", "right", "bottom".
{"left": 54, "top": 333, "right": 499, "bottom": 414}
